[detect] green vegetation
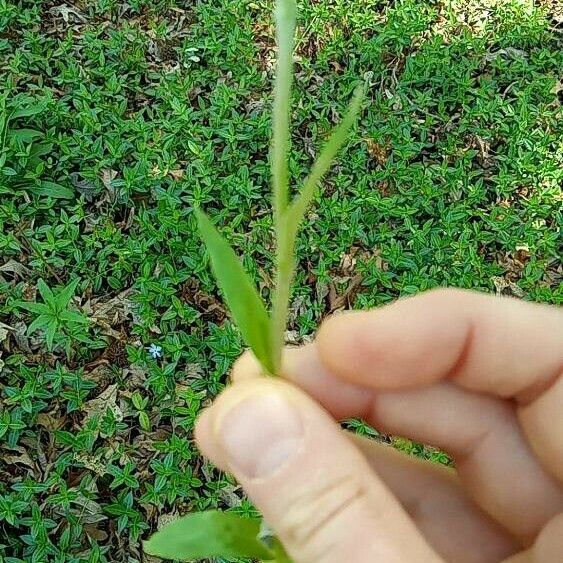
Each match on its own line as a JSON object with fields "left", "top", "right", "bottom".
{"left": 0, "top": 0, "right": 561, "bottom": 560}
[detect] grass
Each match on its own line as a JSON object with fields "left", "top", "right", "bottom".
{"left": 0, "top": 0, "right": 561, "bottom": 560}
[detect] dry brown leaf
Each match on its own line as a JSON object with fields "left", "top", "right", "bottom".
{"left": 101, "top": 168, "right": 118, "bottom": 189}
{"left": 74, "top": 452, "right": 108, "bottom": 476}
{"left": 3, "top": 446, "right": 39, "bottom": 477}
{"left": 492, "top": 276, "right": 525, "bottom": 298}
{"left": 157, "top": 512, "right": 180, "bottom": 530}
{"left": 84, "top": 523, "right": 108, "bottom": 542}
{"left": 83, "top": 384, "right": 123, "bottom": 423}
{"left": 365, "top": 138, "right": 390, "bottom": 166}
{"left": 168, "top": 169, "right": 185, "bottom": 180}
{"left": 328, "top": 273, "right": 364, "bottom": 312}
{"left": 37, "top": 412, "right": 66, "bottom": 431}
{"left": 83, "top": 363, "right": 112, "bottom": 386}
{"left": 0, "top": 259, "right": 30, "bottom": 278}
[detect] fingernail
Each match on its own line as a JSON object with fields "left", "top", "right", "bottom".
{"left": 217, "top": 392, "right": 304, "bottom": 479}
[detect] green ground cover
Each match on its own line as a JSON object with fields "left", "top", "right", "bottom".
{"left": 0, "top": 0, "right": 561, "bottom": 560}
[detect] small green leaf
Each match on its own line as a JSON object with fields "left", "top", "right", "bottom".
{"left": 139, "top": 411, "right": 151, "bottom": 432}
{"left": 36, "top": 279, "right": 56, "bottom": 306}
{"left": 11, "top": 104, "right": 46, "bottom": 119}
{"left": 31, "top": 181, "right": 74, "bottom": 199}
{"left": 15, "top": 301, "right": 50, "bottom": 315}
{"left": 26, "top": 314, "right": 52, "bottom": 335}
{"left": 287, "top": 85, "right": 364, "bottom": 236}
{"left": 195, "top": 209, "right": 274, "bottom": 374}
{"left": 59, "top": 310, "right": 89, "bottom": 324}
{"left": 144, "top": 511, "right": 274, "bottom": 561}
{"left": 45, "top": 321, "right": 57, "bottom": 351}
{"left": 7, "top": 128, "right": 43, "bottom": 144}
{"left": 56, "top": 279, "right": 80, "bottom": 310}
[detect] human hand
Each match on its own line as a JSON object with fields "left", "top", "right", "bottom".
{"left": 195, "top": 289, "right": 563, "bottom": 562}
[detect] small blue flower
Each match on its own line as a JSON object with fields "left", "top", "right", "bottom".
{"left": 147, "top": 344, "right": 162, "bottom": 359}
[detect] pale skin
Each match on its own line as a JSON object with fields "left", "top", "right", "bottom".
{"left": 195, "top": 289, "right": 563, "bottom": 562}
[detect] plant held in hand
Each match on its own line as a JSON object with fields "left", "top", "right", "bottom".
{"left": 144, "top": 0, "right": 363, "bottom": 560}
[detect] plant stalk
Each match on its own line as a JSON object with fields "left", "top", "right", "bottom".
{"left": 271, "top": 0, "right": 297, "bottom": 374}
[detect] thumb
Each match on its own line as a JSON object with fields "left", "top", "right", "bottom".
{"left": 195, "top": 379, "right": 442, "bottom": 563}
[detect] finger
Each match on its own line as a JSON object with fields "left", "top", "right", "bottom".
{"left": 198, "top": 400, "right": 516, "bottom": 562}
{"left": 352, "top": 435, "right": 517, "bottom": 563}
{"left": 317, "top": 289, "right": 562, "bottom": 399}
{"left": 501, "top": 514, "right": 563, "bottom": 563}
{"left": 277, "top": 345, "right": 562, "bottom": 543}
{"left": 317, "top": 289, "right": 563, "bottom": 482}
{"left": 195, "top": 379, "right": 442, "bottom": 563}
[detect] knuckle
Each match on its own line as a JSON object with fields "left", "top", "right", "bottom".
{"left": 278, "top": 474, "right": 368, "bottom": 561}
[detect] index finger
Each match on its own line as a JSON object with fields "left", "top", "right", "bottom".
{"left": 317, "top": 288, "right": 563, "bottom": 480}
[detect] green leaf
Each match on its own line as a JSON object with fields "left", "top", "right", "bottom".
{"left": 11, "top": 104, "right": 46, "bottom": 119}
{"left": 26, "top": 314, "right": 52, "bottom": 335}
{"left": 143, "top": 511, "right": 274, "bottom": 561}
{"left": 7, "top": 128, "right": 43, "bottom": 144}
{"left": 15, "top": 301, "right": 50, "bottom": 315}
{"left": 271, "top": 0, "right": 297, "bottom": 218}
{"left": 32, "top": 181, "right": 74, "bottom": 199}
{"left": 45, "top": 321, "right": 58, "bottom": 351}
{"left": 36, "top": 279, "right": 56, "bottom": 307}
{"left": 287, "top": 85, "right": 364, "bottom": 236}
{"left": 56, "top": 279, "right": 80, "bottom": 309}
{"left": 195, "top": 209, "right": 275, "bottom": 374}
{"left": 271, "top": 539, "right": 293, "bottom": 563}
{"left": 139, "top": 411, "right": 151, "bottom": 432}
{"left": 59, "top": 310, "right": 89, "bottom": 324}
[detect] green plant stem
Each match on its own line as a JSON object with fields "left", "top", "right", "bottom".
{"left": 288, "top": 86, "right": 364, "bottom": 233}
{"left": 271, "top": 0, "right": 296, "bottom": 221}
{"left": 271, "top": 0, "right": 297, "bottom": 374}
{"left": 271, "top": 218, "right": 294, "bottom": 374}
{"left": 270, "top": 88, "right": 364, "bottom": 373}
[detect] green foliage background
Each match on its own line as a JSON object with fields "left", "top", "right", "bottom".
{"left": 0, "top": 0, "right": 561, "bottom": 560}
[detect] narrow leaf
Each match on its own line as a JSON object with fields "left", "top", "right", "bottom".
{"left": 287, "top": 86, "right": 364, "bottom": 236}
{"left": 57, "top": 278, "right": 80, "bottom": 310}
{"left": 11, "top": 104, "right": 46, "bottom": 119}
{"left": 271, "top": 0, "right": 297, "bottom": 218}
{"left": 143, "top": 511, "right": 274, "bottom": 561}
{"left": 32, "top": 181, "right": 74, "bottom": 199}
{"left": 7, "top": 128, "right": 43, "bottom": 144}
{"left": 15, "top": 301, "right": 50, "bottom": 315}
{"left": 59, "top": 310, "right": 89, "bottom": 325}
{"left": 195, "top": 209, "right": 274, "bottom": 374}
{"left": 37, "top": 279, "right": 56, "bottom": 307}
{"left": 26, "top": 314, "right": 52, "bottom": 335}
{"left": 45, "top": 321, "right": 57, "bottom": 351}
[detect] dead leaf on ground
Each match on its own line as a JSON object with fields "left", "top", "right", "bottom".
{"left": 492, "top": 276, "right": 525, "bottom": 298}
{"left": 123, "top": 364, "right": 148, "bottom": 388}
{"left": 12, "top": 321, "right": 31, "bottom": 352}
{"left": 168, "top": 169, "right": 185, "bottom": 180}
{"left": 2, "top": 445, "right": 40, "bottom": 477}
{"left": 101, "top": 168, "right": 117, "bottom": 190}
{"left": 218, "top": 483, "right": 243, "bottom": 507}
{"left": 365, "top": 138, "right": 390, "bottom": 166}
{"left": 37, "top": 412, "right": 66, "bottom": 431}
{"left": 88, "top": 289, "right": 136, "bottom": 338}
{"left": 83, "top": 363, "right": 112, "bottom": 387}
{"left": 157, "top": 512, "right": 180, "bottom": 530}
{"left": 83, "top": 384, "right": 123, "bottom": 423}
{"left": 74, "top": 452, "right": 108, "bottom": 476}
{"left": 48, "top": 4, "right": 87, "bottom": 24}
{"left": 0, "top": 325, "right": 10, "bottom": 343}
{"left": 84, "top": 523, "right": 109, "bottom": 542}
{"left": 185, "top": 363, "right": 204, "bottom": 380}
{"left": 0, "top": 259, "right": 30, "bottom": 278}
{"left": 328, "top": 274, "right": 364, "bottom": 313}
